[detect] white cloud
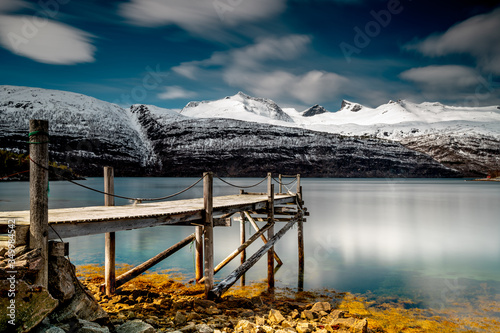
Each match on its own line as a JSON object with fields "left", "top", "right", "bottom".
{"left": 400, "top": 65, "right": 479, "bottom": 89}
{"left": 405, "top": 8, "right": 500, "bottom": 74}
{"left": 119, "top": 0, "right": 285, "bottom": 37}
{"left": 173, "top": 35, "right": 348, "bottom": 104}
{"left": 397, "top": 65, "right": 500, "bottom": 104}
{"left": 158, "top": 86, "right": 197, "bottom": 100}
{"left": 0, "top": 15, "right": 96, "bottom": 65}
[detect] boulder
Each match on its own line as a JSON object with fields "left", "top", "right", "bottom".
{"left": 48, "top": 256, "right": 76, "bottom": 302}
{"left": 234, "top": 319, "right": 255, "bottom": 333}
{"left": 196, "top": 323, "right": 214, "bottom": 333}
{"left": 268, "top": 309, "right": 285, "bottom": 324}
{"left": 295, "top": 322, "right": 314, "bottom": 333}
{"left": 175, "top": 311, "right": 187, "bottom": 326}
{"left": 0, "top": 280, "right": 58, "bottom": 333}
{"left": 300, "top": 310, "right": 317, "bottom": 321}
{"left": 49, "top": 279, "right": 108, "bottom": 324}
{"left": 78, "top": 319, "right": 110, "bottom": 333}
{"left": 310, "top": 302, "right": 331, "bottom": 312}
{"left": 116, "top": 319, "right": 156, "bottom": 333}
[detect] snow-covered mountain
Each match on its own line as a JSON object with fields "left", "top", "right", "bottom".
{"left": 0, "top": 85, "right": 151, "bottom": 175}
{"left": 1, "top": 85, "right": 498, "bottom": 177}
{"left": 178, "top": 94, "right": 500, "bottom": 175}
{"left": 180, "top": 92, "right": 293, "bottom": 124}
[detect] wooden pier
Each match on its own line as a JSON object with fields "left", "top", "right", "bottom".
{"left": 0, "top": 120, "right": 308, "bottom": 299}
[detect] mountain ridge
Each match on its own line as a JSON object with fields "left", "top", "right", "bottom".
{"left": 1, "top": 85, "right": 498, "bottom": 177}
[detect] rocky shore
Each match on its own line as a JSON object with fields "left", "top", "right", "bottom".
{"left": 2, "top": 248, "right": 497, "bottom": 332}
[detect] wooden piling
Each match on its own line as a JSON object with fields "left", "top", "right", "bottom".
{"left": 297, "top": 184, "right": 305, "bottom": 291}
{"left": 104, "top": 166, "right": 116, "bottom": 295}
{"left": 195, "top": 226, "right": 203, "bottom": 282}
{"left": 203, "top": 172, "right": 214, "bottom": 298}
{"left": 267, "top": 173, "right": 275, "bottom": 290}
{"left": 278, "top": 174, "right": 283, "bottom": 194}
{"left": 29, "top": 119, "right": 49, "bottom": 288}
{"left": 240, "top": 212, "right": 246, "bottom": 286}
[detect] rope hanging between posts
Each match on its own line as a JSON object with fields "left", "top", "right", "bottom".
{"left": 272, "top": 176, "right": 297, "bottom": 186}
{"left": 214, "top": 175, "right": 268, "bottom": 189}
{"left": 28, "top": 155, "right": 205, "bottom": 202}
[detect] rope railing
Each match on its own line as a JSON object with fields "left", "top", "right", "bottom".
{"left": 28, "top": 155, "right": 205, "bottom": 202}
{"left": 272, "top": 176, "right": 297, "bottom": 186}
{"left": 214, "top": 175, "right": 268, "bottom": 189}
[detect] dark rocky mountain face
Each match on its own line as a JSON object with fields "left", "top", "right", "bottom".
{"left": 133, "top": 107, "right": 460, "bottom": 178}
{"left": 401, "top": 134, "right": 500, "bottom": 177}
{"left": 303, "top": 105, "right": 328, "bottom": 117}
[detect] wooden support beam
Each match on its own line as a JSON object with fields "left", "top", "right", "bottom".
{"left": 243, "top": 211, "right": 283, "bottom": 266}
{"left": 267, "top": 173, "right": 275, "bottom": 291}
{"left": 102, "top": 233, "right": 195, "bottom": 290}
{"left": 104, "top": 166, "right": 116, "bottom": 296}
{"left": 198, "top": 222, "right": 273, "bottom": 283}
{"left": 29, "top": 119, "right": 49, "bottom": 288}
{"left": 209, "top": 219, "right": 297, "bottom": 299}
{"left": 240, "top": 212, "right": 246, "bottom": 286}
{"left": 203, "top": 172, "right": 214, "bottom": 298}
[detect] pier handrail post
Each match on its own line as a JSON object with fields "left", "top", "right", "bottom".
{"left": 29, "top": 119, "right": 49, "bottom": 288}
{"left": 104, "top": 166, "right": 116, "bottom": 295}
{"left": 203, "top": 172, "right": 214, "bottom": 298}
{"left": 296, "top": 174, "right": 301, "bottom": 194}
{"left": 267, "top": 172, "right": 275, "bottom": 291}
{"left": 278, "top": 174, "right": 282, "bottom": 194}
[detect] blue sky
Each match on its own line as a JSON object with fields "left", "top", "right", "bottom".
{"left": 0, "top": 0, "right": 499, "bottom": 111}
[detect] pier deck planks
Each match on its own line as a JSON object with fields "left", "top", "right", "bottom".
{"left": 0, "top": 194, "right": 296, "bottom": 239}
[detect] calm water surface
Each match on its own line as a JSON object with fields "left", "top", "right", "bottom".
{"left": 1, "top": 178, "right": 499, "bottom": 310}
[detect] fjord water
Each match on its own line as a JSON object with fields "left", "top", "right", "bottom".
{"left": 2, "top": 178, "right": 499, "bottom": 308}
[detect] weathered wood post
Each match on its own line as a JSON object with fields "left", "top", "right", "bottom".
{"left": 297, "top": 174, "right": 304, "bottom": 291}
{"left": 278, "top": 174, "right": 283, "bottom": 194}
{"left": 104, "top": 166, "right": 116, "bottom": 295}
{"left": 239, "top": 189, "right": 246, "bottom": 286}
{"left": 195, "top": 226, "right": 203, "bottom": 282}
{"left": 267, "top": 173, "right": 275, "bottom": 290}
{"left": 240, "top": 212, "right": 246, "bottom": 286}
{"left": 29, "top": 119, "right": 49, "bottom": 288}
{"left": 203, "top": 172, "right": 214, "bottom": 298}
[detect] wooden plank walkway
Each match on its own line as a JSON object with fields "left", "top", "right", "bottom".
{"left": 0, "top": 194, "right": 296, "bottom": 240}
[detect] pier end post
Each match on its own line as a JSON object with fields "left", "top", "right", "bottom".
{"left": 29, "top": 119, "right": 49, "bottom": 288}
{"left": 267, "top": 173, "right": 275, "bottom": 291}
{"left": 297, "top": 182, "right": 305, "bottom": 291}
{"left": 203, "top": 172, "right": 214, "bottom": 298}
{"left": 104, "top": 166, "right": 116, "bottom": 295}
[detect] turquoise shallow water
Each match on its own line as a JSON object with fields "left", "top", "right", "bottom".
{"left": 1, "top": 177, "right": 499, "bottom": 310}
